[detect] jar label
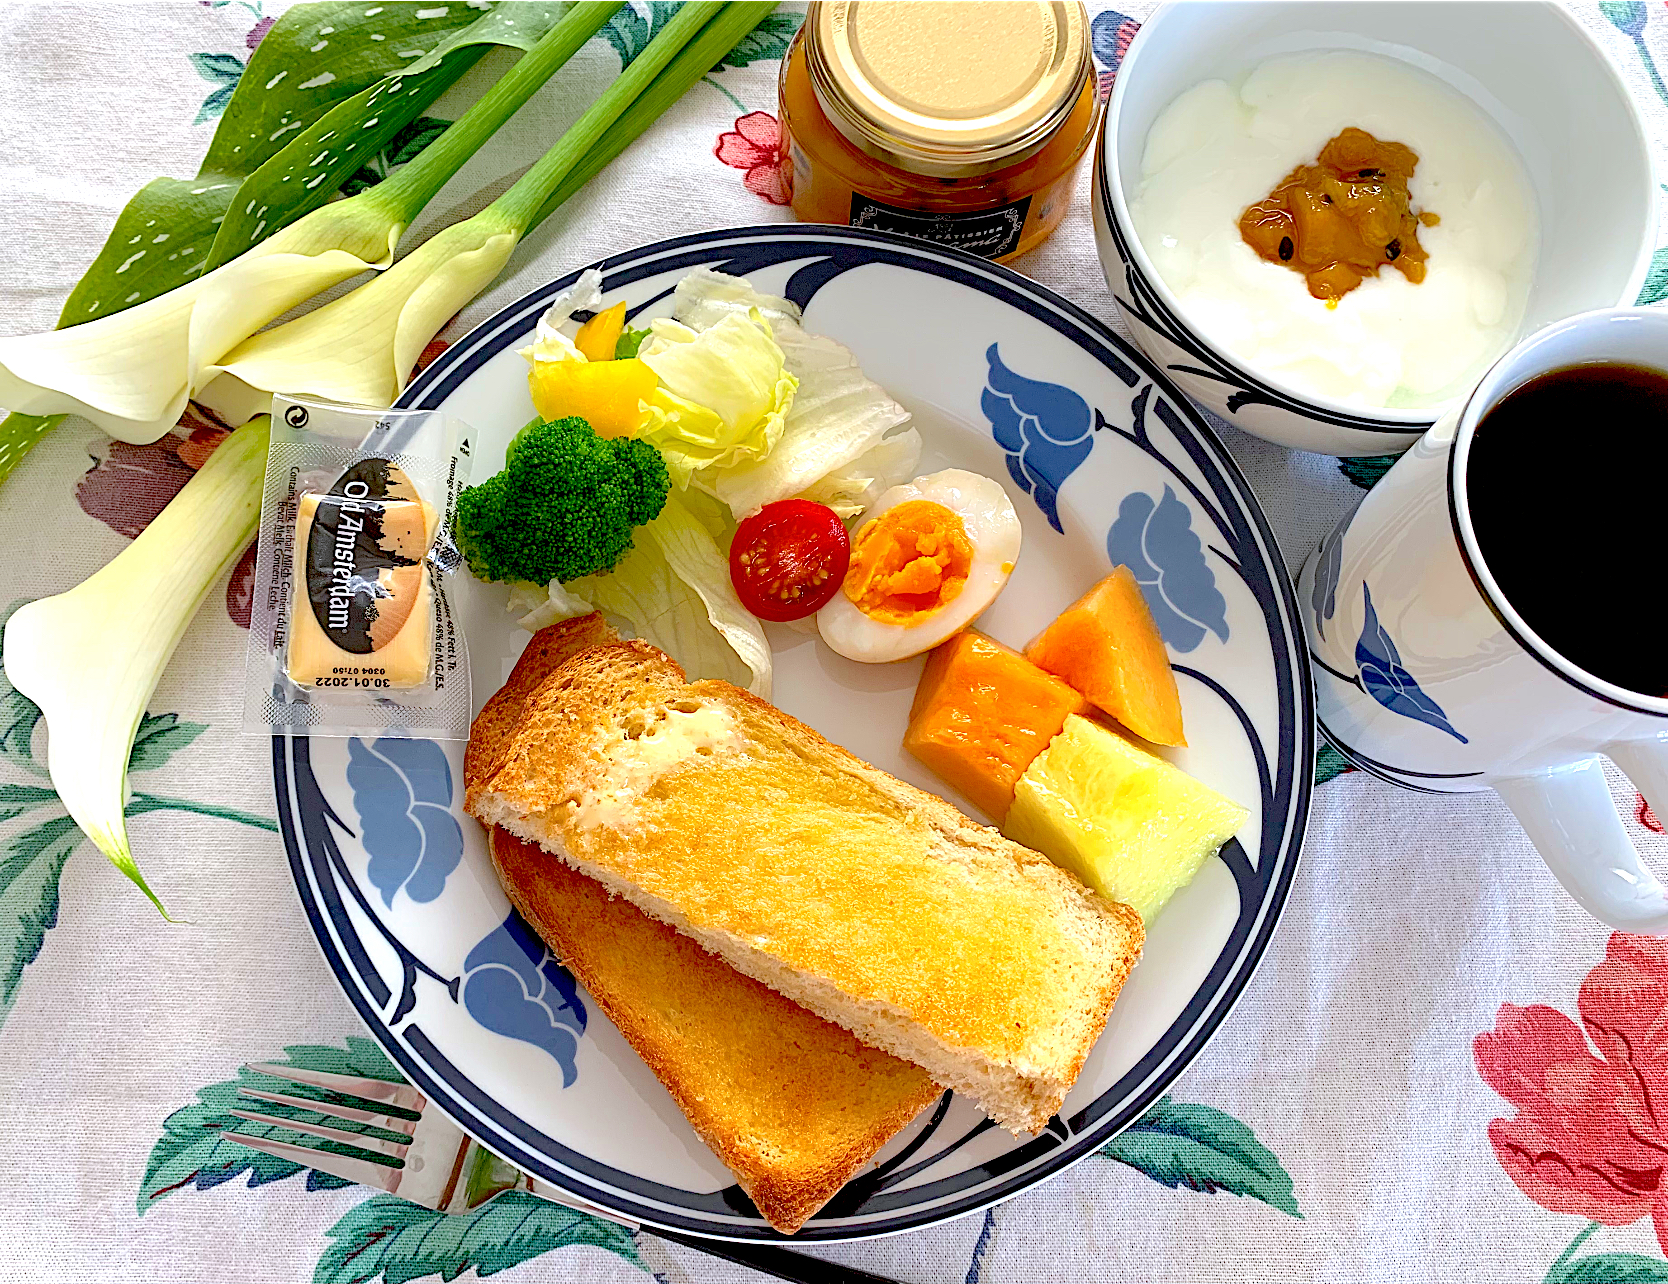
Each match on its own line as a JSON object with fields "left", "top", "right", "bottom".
{"left": 848, "top": 193, "right": 1032, "bottom": 259}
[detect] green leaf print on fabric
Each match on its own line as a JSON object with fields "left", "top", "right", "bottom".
{"left": 189, "top": 51, "right": 246, "bottom": 126}
{"left": 126, "top": 713, "right": 208, "bottom": 774}
{"left": 1338, "top": 454, "right": 1400, "bottom": 490}
{"left": 601, "top": 1, "right": 687, "bottom": 65}
{"left": 1315, "top": 743, "right": 1353, "bottom": 786}
{"left": 1636, "top": 245, "right": 1668, "bottom": 307}
{"left": 1545, "top": 1253, "right": 1668, "bottom": 1284}
{"left": 0, "top": 813, "right": 81, "bottom": 1028}
{"left": 139, "top": 1038, "right": 409, "bottom": 1208}
{"left": 313, "top": 1191, "right": 643, "bottom": 1284}
{"left": 0, "top": 599, "right": 278, "bottom": 1033}
{"left": 339, "top": 118, "right": 454, "bottom": 198}
{"left": 1098, "top": 1095, "right": 1301, "bottom": 1216}
{"left": 718, "top": 11, "right": 805, "bottom": 67}
{"left": 1600, "top": 3, "right": 1668, "bottom": 107}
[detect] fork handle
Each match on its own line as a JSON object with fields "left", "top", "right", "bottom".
{"left": 651, "top": 1228, "right": 906, "bottom": 1284}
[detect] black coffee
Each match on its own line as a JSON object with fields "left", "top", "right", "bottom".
{"left": 1466, "top": 362, "right": 1668, "bottom": 698}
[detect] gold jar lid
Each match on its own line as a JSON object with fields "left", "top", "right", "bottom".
{"left": 805, "top": 0, "right": 1090, "bottom": 178}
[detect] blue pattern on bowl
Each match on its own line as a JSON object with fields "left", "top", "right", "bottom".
{"left": 1356, "top": 583, "right": 1467, "bottom": 743}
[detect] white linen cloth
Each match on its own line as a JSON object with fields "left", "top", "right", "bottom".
{"left": 1, "top": 4, "right": 1665, "bottom": 1281}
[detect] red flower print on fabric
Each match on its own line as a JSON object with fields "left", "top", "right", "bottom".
{"left": 715, "top": 112, "right": 789, "bottom": 205}
{"left": 76, "top": 401, "right": 253, "bottom": 628}
{"left": 1476, "top": 934, "right": 1668, "bottom": 1251}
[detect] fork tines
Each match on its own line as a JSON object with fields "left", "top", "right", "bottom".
{"left": 221, "top": 1064, "right": 423, "bottom": 1194}
{"left": 242, "top": 1063, "right": 425, "bottom": 1111}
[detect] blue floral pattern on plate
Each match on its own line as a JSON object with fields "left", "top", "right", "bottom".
{"left": 346, "top": 738, "right": 464, "bottom": 907}
{"left": 1106, "top": 487, "right": 1230, "bottom": 652}
{"left": 461, "top": 912, "right": 588, "bottom": 1087}
{"left": 980, "top": 344, "right": 1094, "bottom": 534}
{"left": 1355, "top": 583, "right": 1468, "bottom": 743}
{"left": 1310, "top": 513, "right": 1348, "bottom": 641}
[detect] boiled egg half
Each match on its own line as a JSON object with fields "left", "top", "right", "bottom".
{"left": 817, "top": 469, "right": 1021, "bottom": 663}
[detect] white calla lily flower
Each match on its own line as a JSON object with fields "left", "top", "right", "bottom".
{"left": 0, "top": 203, "right": 398, "bottom": 443}
{"left": 207, "top": 212, "right": 519, "bottom": 409}
{"left": 1, "top": 416, "right": 270, "bottom": 915}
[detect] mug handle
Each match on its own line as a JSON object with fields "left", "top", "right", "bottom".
{"left": 1495, "top": 756, "right": 1668, "bottom": 933}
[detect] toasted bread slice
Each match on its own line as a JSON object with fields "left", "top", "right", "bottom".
{"left": 466, "top": 614, "right": 940, "bottom": 1233}
{"left": 465, "top": 627, "right": 1144, "bottom": 1134}
{"left": 488, "top": 828, "right": 940, "bottom": 1232}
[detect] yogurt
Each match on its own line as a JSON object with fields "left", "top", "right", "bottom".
{"left": 1130, "top": 51, "right": 1538, "bottom": 410}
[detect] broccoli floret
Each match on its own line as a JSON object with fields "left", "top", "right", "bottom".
{"left": 455, "top": 415, "right": 669, "bottom": 585}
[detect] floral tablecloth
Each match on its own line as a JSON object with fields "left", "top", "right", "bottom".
{"left": 3, "top": 4, "right": 1668, "bottom": 1282}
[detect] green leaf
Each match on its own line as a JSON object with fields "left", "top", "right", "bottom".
{"left": 1099, "top": 1096, "right": 1301, "bottom": 1216}
{"left": 59, "top": 2, "right": 559, "bottom": 327}
{"left": 0, "top": 813, "right": 80, "bottom": 1031}
{"left": 1636, "top": 245, "right": 1668, "bottom": 306}
{"left": 1337, "top": 453, "right": 1400, "bottom": 490}
{"left": 1314, "top": 743, "right": 1353, "bottom": 786}
{"left": 200, "top": 3, "right": 494, "bottom": 182}
{"left": 1546, "top": 1253, "right": 1668, "bottom": 1284}
{"left": 0, "top": 599, "right": 45, "bottom": 775}
{"left": 314, "top": 1191, "right": 643, "bottom": 1284}
{"left": 717, "top": 11, "right": 803, "bottom": 67}
{"left": 206, "top": 3, "right": 570, "bottom": 268}
{"left": 138, "top": 1037, "right": 408, "bottom": 1212}
{"left": 339, "top": 116, "right": 454, "bottom": 199}
{"left": 126, "top": 713, "right": 208, "bottom": 775}
{"left": 601, "top": 1, "right": 687, "bottom": 65}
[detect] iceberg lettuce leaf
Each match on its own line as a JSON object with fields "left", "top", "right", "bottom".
{"left": 637, "top": 311, "right": 796, "bottom": 484}
{"left": 562, "top": 495, "right": 768, "bottom": 696}
{"left": 668, "top": 270, "right": 915, "bottom": 520}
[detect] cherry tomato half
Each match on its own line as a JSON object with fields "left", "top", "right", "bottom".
{"left": 729, "top": 499, "right": 851, "bottom": 622}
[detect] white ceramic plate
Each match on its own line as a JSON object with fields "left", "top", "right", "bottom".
{"left": 274, "top": 226, "right": 1312, "bottom": 1241}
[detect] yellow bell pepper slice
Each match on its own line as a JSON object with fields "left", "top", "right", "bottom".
{"left": 575, "top": 301, "right": 628, "bottom": 362}
{"left": 528, "top": 356, "right": 657, "bottom": 438}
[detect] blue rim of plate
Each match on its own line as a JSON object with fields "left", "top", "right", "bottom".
{"left": 274, "top": 223, "right": 1314, "bottom": 1242}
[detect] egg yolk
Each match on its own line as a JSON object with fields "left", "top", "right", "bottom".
{"left": 843, "top": 500, "right": 975, "bottom": 626}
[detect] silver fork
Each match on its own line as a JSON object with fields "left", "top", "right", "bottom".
{"left": 222, "top": 1063, "right": 901, "bottom": 1284}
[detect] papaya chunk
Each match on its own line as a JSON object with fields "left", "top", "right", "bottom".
{"left": 1024, "top": 566, "right": 1186, "bottom": 747}
{"left": 904, "top": 630, "right": 1090, "bottom": 822}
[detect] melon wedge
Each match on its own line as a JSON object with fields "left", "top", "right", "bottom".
{"left": 1003, "top": 714, "right": 1247, "bottom": 923}
{"left": 1024, "top": 566, "right": 1186, "bottom": 746}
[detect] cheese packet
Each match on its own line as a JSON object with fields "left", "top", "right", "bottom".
{"left": 243, "top": 395, "right": 473, "bottom": 740}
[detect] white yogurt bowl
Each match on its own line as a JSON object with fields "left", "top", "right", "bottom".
{"left": 1093, "top": 0, "right": 1656, "bottom": 457}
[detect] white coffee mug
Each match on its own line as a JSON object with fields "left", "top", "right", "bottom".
{"left": 1299, "top": 309, "right": 1668, "bottom": 931}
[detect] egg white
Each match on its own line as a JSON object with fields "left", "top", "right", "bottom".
{"left": 817, "top": 469, "right": 1022, "bottom": 663}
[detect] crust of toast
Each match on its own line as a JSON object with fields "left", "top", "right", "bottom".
{"left": 466, "top": 627, "right": 1144, "bottom": 1133}
{"left": 489, "top": 827, "right": 940, "bottom": 1233}
{"left": 468, "top": 615, "right": 939, "bottom": 1232}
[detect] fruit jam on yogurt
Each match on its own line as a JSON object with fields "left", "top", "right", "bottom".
{"left": 1130, "top": 51, "right": 1538, "bottom": 410}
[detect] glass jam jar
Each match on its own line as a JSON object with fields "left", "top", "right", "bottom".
{"left": 778, "top": 0, "right": 1098, "bottom": 263}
